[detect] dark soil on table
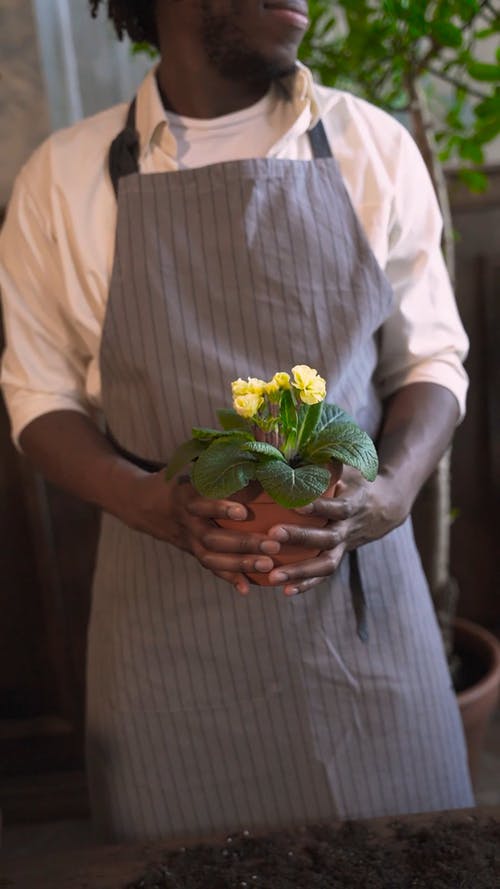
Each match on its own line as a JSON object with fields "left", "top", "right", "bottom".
{"left": 127, "top": 815, "right": 500, "bottom": 889}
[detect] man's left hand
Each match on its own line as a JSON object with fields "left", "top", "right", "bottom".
{"left": 265, "top": 466, "right": 406, "bottom": 596}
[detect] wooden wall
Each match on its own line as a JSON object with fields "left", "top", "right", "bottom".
{"left": 448, "top": 168, "right": 500, "bottom": 627}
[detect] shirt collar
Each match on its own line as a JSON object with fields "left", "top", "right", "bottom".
{"left": 134, "top": 62, "right": 321, "bottom": 160}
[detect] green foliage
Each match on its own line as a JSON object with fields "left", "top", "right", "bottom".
{"left": 255, "top": 461, "right": 332, "bottom": 508}
{"left": 165, "top": 399, "right": 379, "bottom": 508}
{"left": 191, "top": 438, "right": 257, "bottom": 499}
{"left": 299, "top": 0, "right": 500, "bottom": 187}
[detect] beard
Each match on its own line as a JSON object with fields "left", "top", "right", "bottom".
{"left": 200, "top": 0, "right": 297, "bottom": 84}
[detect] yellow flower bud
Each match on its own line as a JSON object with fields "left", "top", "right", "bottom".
{"left": 292, "top": 365, "right": 326, "bottom": 405}
{"left": 231, "top": 377, "right": 266, "bottom": 397}
{"left": 231, "top": 378, "right": 250, "bottom": 397}
{"left": 246, "top": 377, "right": 267, "bottom": 395}
{"left": 265, "top": 371, "right": 291, "bottom": 395}
{"left": 233, "top": 393, "right": 264, "bottom": 418}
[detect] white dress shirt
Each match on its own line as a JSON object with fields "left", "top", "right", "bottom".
{"left": 0, "top": 64, "right": 469, "bottom": 445}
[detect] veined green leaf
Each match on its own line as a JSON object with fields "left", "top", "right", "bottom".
{"left": 256, "top": 461, "right": 331, "bottom": 508}
{"left": 164, "top": 439, "right": 206, "bottom": 481}
{"left": 315, "top": 401, "right": 356, "bottom": 433}
{"left": 216, "top": 409, "right": 253, "bottom": 432}
{"left": 304, "top": 421, "right": 379, "bottom": 482}
{"left": 242, "top": 441, "right": 286, "bottom": 461}
{"left": 192, "top": 427, "right": 253, "bottom": 443}
{"left": 191, "top": 438, "right": 256, "bottom": 498}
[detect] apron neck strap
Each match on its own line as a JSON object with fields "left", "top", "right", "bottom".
{"left": 109, "top": 99, "right": 139, "bottom": 197}
{"left": 307, "top": 119, "right": 333, "bottom": 159}
{"left": 108, "top": 100, "right": 333, "bottom": 196}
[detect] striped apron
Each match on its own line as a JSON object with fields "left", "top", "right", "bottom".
{"left": 86, "top": 103, "right": 474, "bottom": 842}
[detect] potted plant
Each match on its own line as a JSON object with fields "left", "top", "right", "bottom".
{"left": 165, "top": 364, "right": 378, "bottom": 585}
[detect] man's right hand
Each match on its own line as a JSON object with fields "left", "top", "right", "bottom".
{"left": 113, "top": 468, "right": 280, "bottom": 594}
{"left": 19, "top": 410, "right": 279, "bottom": 595}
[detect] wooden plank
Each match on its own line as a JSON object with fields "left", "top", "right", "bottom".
{"left": 0, "top": 770, "right": 89, "bottom": 825}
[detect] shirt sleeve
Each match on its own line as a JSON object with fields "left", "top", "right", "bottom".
{"left": 374, "top": 125, "right": 469, "bottom": 420}
{"left": 0, "top": 155, "right": 92, "bottom": 448}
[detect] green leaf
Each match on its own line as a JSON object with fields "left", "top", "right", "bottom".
{"left": 279, "top": 389, "right": 298, "bottom": 437}
{"left": 256, "top": 461, "right": 331, "bottom": 508}
{"left": 315, "top": 401, "right": 356, "bottom": 433}
{"left": 216, "top": 409, "right": 253, "bottom": 432}
{"left": 164, "top": 439, "right": 206, "bottom": 481}
{"left": 304, "top": 421, "right": 379, "bottom": 481}
{"left": 131, "top": 41, "right": 159, "bottom": 59}
{"left": 191, "top": 438, "right": 256, "bottom": 498}
{"left": 430, "top": 21, "right": 463, "bottom": 49}
{"left": 242, "top": 441, "right": 286, "bottom": 462}
{"left": 296, "top": 401, "right": 323, "bottom": 448}
{"left": 458, "top": 141, "right": 484, "bottom": 164}
{"left": 191, "top": 427, "right": 253, "bottom": 443}
{"left": 457, "top": 168, "right": 488, "bottom": 192}
{"left": 466, "top": 61, "right": 500, "bottom": 83}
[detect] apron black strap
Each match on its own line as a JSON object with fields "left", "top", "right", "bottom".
{"left": 106, "top": 426, "right": 165, "bottom": 474}
{"left": 108, "top": 99, "right": 140, "bottom": 196}
{"left": 349, "top": 549, "right": 369, "bottom": 643}
{"left": 307, "top": 119, "right": 333, "bottom": 159}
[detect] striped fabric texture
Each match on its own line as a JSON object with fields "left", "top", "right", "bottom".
{"left": 87, "top": 128, "right": 474, "bottom": 842}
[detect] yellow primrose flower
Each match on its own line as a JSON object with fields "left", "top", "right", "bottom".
{"left": 231, "top": 377, "right": 267, "bottom": 397}
{"left": 233, "top": 393, "right": 264, "bottom": 418}
{"left": 247, "top": 377, "right": 267, "bottom": 395}
{"left": 292, "top": 364, "right": 326, "bottom": 405}
{"left": 265, "top": 371, "right": 291, "bottom": 395}
{"left": 231, "top": 378, "right": 250, "bottom": 397}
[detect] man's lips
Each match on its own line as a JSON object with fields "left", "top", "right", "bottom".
{"left": 263, "top": 1, "right": 309, "bottom": 29}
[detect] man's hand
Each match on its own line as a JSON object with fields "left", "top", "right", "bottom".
{"left": 115, "top": 469, "right": 280, "bottom": 594}
{"left": 18, "top": 410, "right": 278, "bottom": 595}
{"left": 18, "top": 383, "right": 459, "bottom": 598}
{"left": 265, "top": 466, "right": 403, "bottom": 595}
{"left": 264, "top": 381, "right": 461, "bottom": 596}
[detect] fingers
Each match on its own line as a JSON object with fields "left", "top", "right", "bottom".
{"left": 268, "top": 522, "right": 346, "bottom": 551}
{"left": 190, "top": 522, "right": 276, "bottom": 578}
{"left": 187, "top": 496, "right": 248, "bottom": 522}
{"left": 195, "top": 546, "right": 276, "bottom": 577}
{"left": 268, "top": 544, "right": 347, "bottom": 594}
{"left": 215, "top": 569, "right": 252, "bottom": 597}
{"left": 174, "top": 491, "right": 280, "bottom": 589}
{"left": 294, "top": 493, "right": 360, "bottom": 522}
{"left": 201, "top": 525, "right": 281, "bottom": 556}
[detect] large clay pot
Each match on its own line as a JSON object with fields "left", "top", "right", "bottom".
{"left": 217, "top": 462, "right": 342, "bottom": 586}
{"left": 454, "top": 617, "right": 500, "bottom": 784}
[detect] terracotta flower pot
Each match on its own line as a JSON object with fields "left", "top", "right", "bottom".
{"left": 454, "top": 617, "right": 500, "bottom": 784}
{"left": 217, "top": 462, "right": 342, "bottom": 586}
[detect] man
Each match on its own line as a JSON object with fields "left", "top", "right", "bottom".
{"left": 0, "top": 1, "right": 473, "bottom": 841}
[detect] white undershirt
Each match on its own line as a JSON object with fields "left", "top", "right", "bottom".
{"left": 167, "top": 85, "right": 298, "bottom": 169}
{"left": 0, "top": 64, "right": 469, "bottom": 445}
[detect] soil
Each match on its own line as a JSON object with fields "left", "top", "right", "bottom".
{"left": 126, "top": 814, "right": 500, "bottom": 889}
{"left": 452, "top": 647, "right": 488, "bottom": 694}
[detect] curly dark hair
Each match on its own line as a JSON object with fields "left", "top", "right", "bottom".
{"left": 89, "top": 1, "right": 159, "bottom": 48}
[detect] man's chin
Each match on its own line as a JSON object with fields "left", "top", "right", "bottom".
{"left": 223, "top": 54, "right": 297, "bottom": 86}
